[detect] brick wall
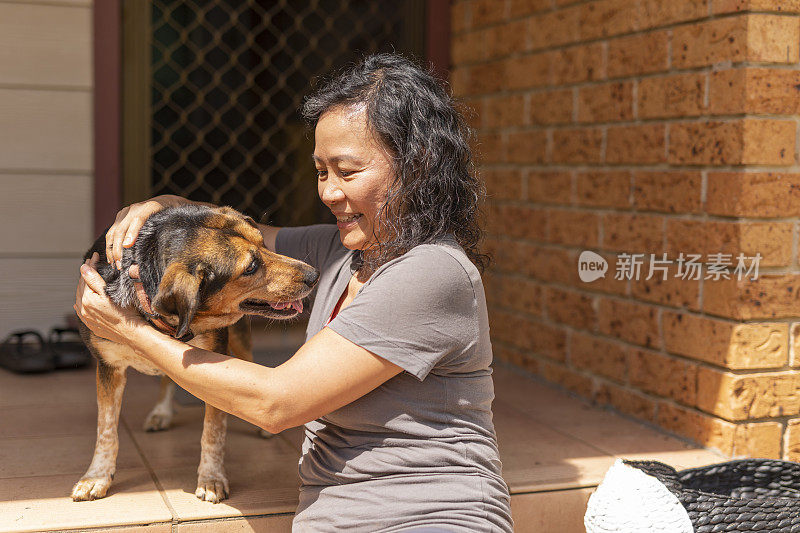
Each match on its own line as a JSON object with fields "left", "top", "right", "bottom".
{"left": 451, "top": 0, "right": 800, "bottom": 459}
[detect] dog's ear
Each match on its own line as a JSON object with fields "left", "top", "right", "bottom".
{"left": 152, "top": 263, "right": 204, "bottom": 339}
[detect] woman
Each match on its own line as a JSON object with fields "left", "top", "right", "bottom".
{"left": 76, "top": 53, "right": 513, "bottom": 532}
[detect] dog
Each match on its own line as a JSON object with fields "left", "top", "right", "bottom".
{"left": 72, "top": 204, "right": 318, "bottom": 503}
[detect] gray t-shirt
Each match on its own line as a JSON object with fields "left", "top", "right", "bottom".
{"left": 275, "top": 225, "right": 513, "bottom": 533}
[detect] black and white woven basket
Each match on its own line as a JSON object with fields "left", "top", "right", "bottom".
{"left": 585, "top": 458, "right": 800, "bottom": 532}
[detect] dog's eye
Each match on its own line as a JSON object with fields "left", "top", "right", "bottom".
{"left": 243, "top": 260, "right": 259, "bottom": 276}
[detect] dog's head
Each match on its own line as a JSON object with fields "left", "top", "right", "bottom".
{"left": 135, "top": 205, "right": 318, "bottom": 337}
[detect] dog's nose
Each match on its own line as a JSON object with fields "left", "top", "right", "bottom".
{"left": 304, "top": 268, "right": 320, "bottom": 288}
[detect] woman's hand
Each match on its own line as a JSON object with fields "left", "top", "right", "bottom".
{"left": 105, "top": 195, "right": 187, "bottom": 269}
{"left": 74, "top": 253, "right": 149, "bottom": 345}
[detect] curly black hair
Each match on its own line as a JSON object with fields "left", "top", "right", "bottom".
{"left": 302, "top": 53, "right": 489, "bottom": 273}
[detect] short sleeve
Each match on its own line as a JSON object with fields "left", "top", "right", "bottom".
{"left": 275, "top": 224, "right": 343, "bottom": 272}
{"left": 327, "top": 246, "right": 478, "bottom": 380}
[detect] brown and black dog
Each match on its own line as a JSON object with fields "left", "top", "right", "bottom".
{"left": 72, "top": 204, "right": 317, "bottom": 503}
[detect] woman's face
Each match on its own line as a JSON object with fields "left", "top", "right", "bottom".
{"left": 314, "top": 106, "right": 393, "bottom": 252}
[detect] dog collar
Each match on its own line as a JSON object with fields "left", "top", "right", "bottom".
{"left": 128, "top": 266, "right": 194, "bottom": 342}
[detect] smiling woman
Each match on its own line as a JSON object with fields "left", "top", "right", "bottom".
{"left": 75, "top": 53, "right": 512, "bottom": 532}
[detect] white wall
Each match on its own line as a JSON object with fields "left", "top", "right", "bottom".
{"left": 0, "top": 0, "right": 93, "bottom": 339}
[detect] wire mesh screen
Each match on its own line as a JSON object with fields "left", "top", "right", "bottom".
{"left": 149, "top": 0, "right": 423, "bottom": 227}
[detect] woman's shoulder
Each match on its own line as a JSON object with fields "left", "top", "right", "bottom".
{"left": 372, "top": 236, "right": 481, "bottom": 296}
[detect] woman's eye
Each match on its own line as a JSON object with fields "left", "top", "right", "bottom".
{"left": 243, "top": 260, "right": 259, "bottom": 276}
{"left": 316, "top": 169, "right": 327, "bottom": 179}
{"left": 340, "top": 170, "right": 354, "bottom": 177}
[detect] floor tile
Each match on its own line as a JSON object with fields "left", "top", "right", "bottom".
{"left": 510, "top": 488, "right": 594, "bottom": 533}
{"left": 0, "top": 433, "right": 144, "bottom": 479}
{"left": 493, "top": 401, "right": 617, "bottom": 493}
{"left": 173, "top": 513, "right": 294, "bottom": 532}
{"left": 0, "top": 469, "right": 171, "bottom": 532}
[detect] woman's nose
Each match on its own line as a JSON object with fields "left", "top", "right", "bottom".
{"left": 320, "top": 180, "right": 345, "bottom": 204}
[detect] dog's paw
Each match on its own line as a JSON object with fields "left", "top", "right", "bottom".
{"left": 71, "top": 475, "right": 113, "bottom": 501}
{"left": 195, "top": 474, "right": 230, "bottom": 503}
{"left": 258, "top": 427, "right": 274, "bottom": 439}
{"left": 143, "top": 411, "right": 172, "bottom": 432}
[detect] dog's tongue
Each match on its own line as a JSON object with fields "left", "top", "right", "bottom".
{"left": 270, "top": 300, "right": 303, "bottom": 313}
{"left": 291, "top": 300, "right": 303, "bottom": 314}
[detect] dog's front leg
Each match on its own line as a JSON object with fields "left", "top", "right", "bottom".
{"left": 195, "top": 403, "right": 229, "bottom": 503}
{"left": 72, "top": 362, "right": 126, "bottom": 501}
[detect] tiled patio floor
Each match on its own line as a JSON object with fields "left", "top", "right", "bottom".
{"left": 0, "top": 328, "right": 723, "bottom": 532}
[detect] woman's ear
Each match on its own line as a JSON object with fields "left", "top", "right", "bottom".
{"left": 152, "top": 263, "right": 204, "bottom": 339}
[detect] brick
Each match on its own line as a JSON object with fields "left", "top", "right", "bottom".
{"left": 471, "top": 0, "right": 507, "bottom": 28}
{"left": 602, "top": 213, "right": 664, "bottom": 253}
{"left": 551, "top": 127, "right": 604, "bottom": 164}
{"left": 458, "top": 61, "right": 507, "bottom": 95}
{"left": 785, "top": 419, "right": 800, "bottom": 461}
{"left": 607, "top": 31, "right": 669, "bottom": 79}
{"left": 487, "top": 203, "right": 548, "bottom": 240}
{"left": 668, "top": 220, "right": 793, "bottom": 267}
{"left": 530, "top": 5, "right": 581, "bottom": 50}
{"left": 487, "top": 19, "right": 528, "bottom": 60}
{"left": 452, "top": 29, "right": 490, "bottom": 65}
{"left": 633, "top": 171, "right": 702, "bottom": 214}
{"left": 663, "top": 312, "right": 789, "bottom": 369}
{"left": 630, "top": 260, "right": 701, "bottom": 310}
{"left": 528, "top": 171, "right": 573, "bottom": 204}
{"left": 629, "top": 349, "right": 697, "bottom": 406}
{"left": 714, "top": 0, "right": 800, "bottom": 14}
{"left": 657, "top": 402, "right": 735, "bottom": 455}
{"left": 639, "top": 0, "right": 708, "bottom": 28}
{"left": 547, "top": 209, "right": 600, "bottom": 247}
{"left": 710, "top": 68, "right": 800, "bottom": 115}
{"left": 673, "top": 17, "right": 747, "bottom": 68}
{"left": 606, "top": 124, "right": 666, "bottom": 164}
{"left": 489, "top": 308, "right": 568, "bottom": 360}
{"left": 507, "top": 130, "right": 548, "bottom": 164}
{"left": 521, "top": 243, "right": 576, "bottom": 285}
{"left": 668, "top": 121, "right": 742, "bottom": 165}
{"left": 575, "top": 171, "right": 631, "bottom": 209}
{"left": 578, "top": 82, "right": 634, "bottom": 123}
{"left": 732, "top": 422, "right": 782, "bottom": 459}
{"left": 742, "top": 119, "right": 796, "bottom": 165}
{"left": 747, "top": 14, "right": 800, "bottom": 63}
{"left": 696, "top": 368, "right": 800, "bottom": 420}
{"left": 545, "top": 288, "right": 597, "bottom": 330}
{"left": 483, "top": 168, "right": 524, "bottom": 201}
{"left": 540, "top": 360, "right": 596, "bottom": 398}
{"left": 475, "top": 131, "right": 505, "bottom": 164}
{"left": 595, "top": 382, "right": 657, "bottom": 422}
{"left": 707, "top": 172, "right": 800, "bottom": 217}
{"left": 638, "top": 73, "right": 707, "bottom": 119}
{"left": 791, "top": 323, "right": 800, "bottom": 368}
{"left": 504, "top": 52, "right": 555, "bottom": 90}
{"left": 669, "top": 119, "right": 796, "bottom": 166}
{"left": 570, "top": 332, "right": 628, "bottom": 381}
{"left": 553, "top": 42, "right": 606, "bottom": 84}
{"left": 488, "top": 274, "right": 544, "bottom": 317}
{"left": 509, "top": 0, "right": 555, "bottom": 18}
{"left": 484, "top": 94, "right": 526, "bottom": 129}
{"left": 451, "top": 1, "right": 469, "bottom": 34}
{"left": 461, "top": 97, "right": 483, "bottom": 130}
{"left": 579, "top": 0, "right": 640, "bottom": 40}
{"left": 597, "top": 298, "right": 660, "bottom": 348}
{"left": 703, "top": 274, "right": 800, "bottom": 320}
{"left": 530, "top": 89, "right": 573, "bottom": 125}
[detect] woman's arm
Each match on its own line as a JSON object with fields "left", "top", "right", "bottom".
{"left": 76, "top": 258, "right": 402, "bottom": 433}
{"left": 257, "top": 223, "right": 281, "bottom": 252}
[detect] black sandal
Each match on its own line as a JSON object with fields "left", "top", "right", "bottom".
{"left": 0, "top": 331, "right": 56, "bottom": 374}
{"left": 49, "top": 327, "right": 91, "bottom": 370}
